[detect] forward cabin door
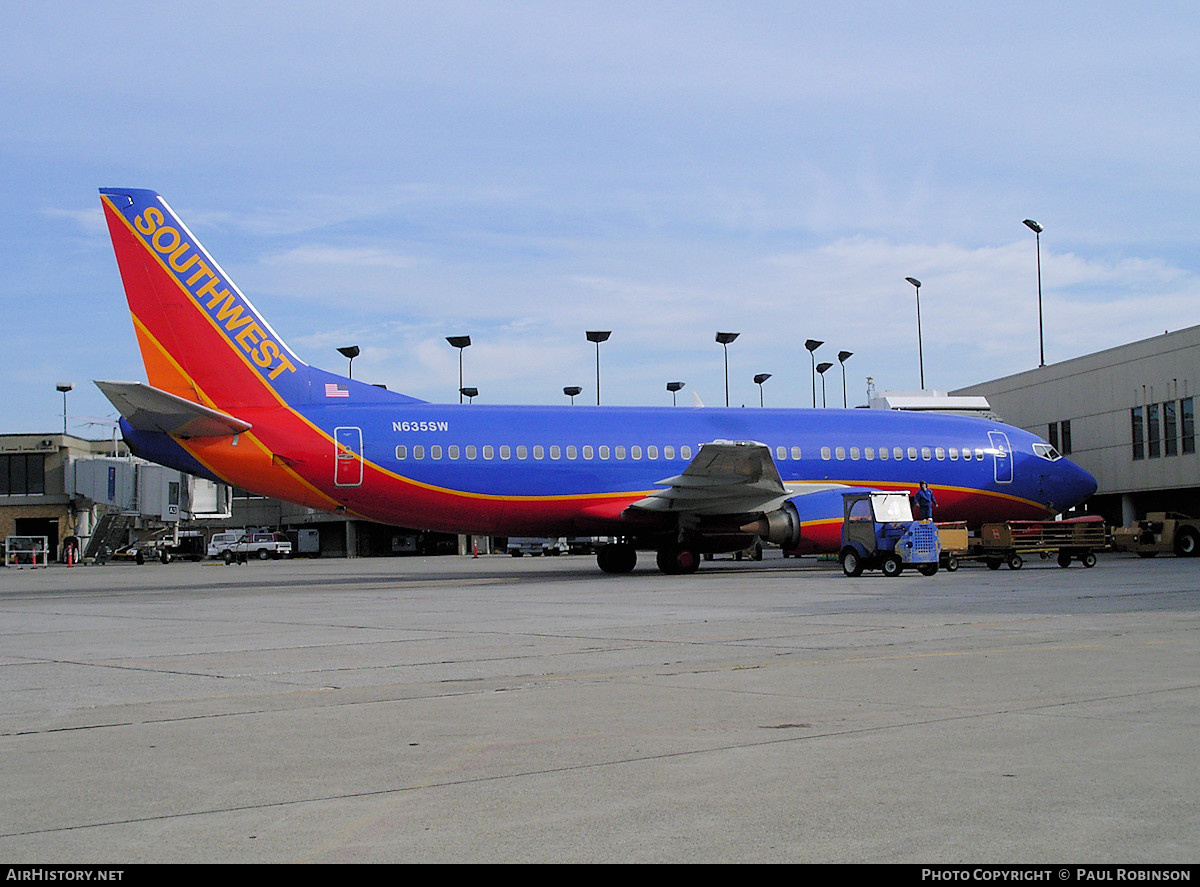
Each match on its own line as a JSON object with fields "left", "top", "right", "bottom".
{"left": 988, "top": 430, "right": 1013, "bottom": 485}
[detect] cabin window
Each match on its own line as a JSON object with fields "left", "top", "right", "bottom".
{"left": 821, "top": 446, "right": 831, "bottom": 460}
{"left": 934, "top": 447, "right": 945, "bottom": 461}
{"left": 974, "top": 448, "right": 985, "bottom": 461}
{"left": 681, "top": 446, "right": 692, "bottom": 459}
{"left": 850, "top": 447, "right": 860, "bottom": 460}
{"left": 908, "top": 447, "right": 919, "bottom": 461}
{"left": 647, "top": 446, "right": 658, "bottom": 460}
{"left": 949, "top": 448, "right": 958, "bottom": 461}
{"left": 448, "top": 445, "right": 460, "bottom": 460}
{"left": 864, "top": 447, "right": 874, "bottom": 460}
{"left": 483, "top": 445, "right": 494, "bottom": 460}
{"left": 395, "top": 445, "right": 407, "bottom": 460}
{"left": 517, "top": 445, "right": 528, "bottom": 460}
{"left": 893, "top": 447, "right": 904, "bottom": 461}
{"left": 599, "top": 446, "right": 610, "bottom": 460}
{"left": 835, "top": 447, "right": 846, "bottom": 460}
{"left": 550, "top": 445, "right": 561, "bottom": 460}
{"left": 615, "top": 446, "right": 626, "bottom": 460}
{"left": 413, "top": 445, "right": 425, "bottom": 460}
{"left": 664, "top": 445, "right": 675, "bottom": 460}
{"left": 790, "top": 446, "right": 802, "bottom": 460}
{"left": 567, "top": 445, "right": 578, "bottom": 459}
{"left": 583, "top": 445, "right": 594, "bottom": 460}
{"left": 430, "top": 445, "right": 442, "bottom": 460}
{"left": 533, "top": 445, "right": 545, "bottom": 460}
{"left": 465, "top": 445, "right": 477, "bottom": 459}
{"left": 631, "top": 445, "right": 642, "bottom": 460}
{"left": 500, "top": 445, "right": 511, "bottom": 460}
{"left": 776, "top": 446, "right": 787, "bottom": 460}
{"left": 847, "top": 499, "right": 872, "bottom": 521}
{"left": 878, "top": 446, "right": 889, "bottom": 461}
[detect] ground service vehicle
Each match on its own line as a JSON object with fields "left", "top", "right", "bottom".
{"left": 507, "top": 537, "right": 569, "bottom": 556}
{"left": 222, "top": 532, "right": 292, "bottom": 564}
{"left": 207, "top": 532, "right": 240, "bottom": 558}
{"left": 939, "top": 516, "right": 1105, "bottom": 570}
{"left": 839, "top": 491, "right": 941, "bottom": 577}
{"left": 1111, "top": 512, "right": 1200, "bottom": 558}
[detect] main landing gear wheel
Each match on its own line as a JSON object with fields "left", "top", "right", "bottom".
{"left": 656, "top": 546, "right": 700, "bottom": 575}
{"left": 597, "top": 543, "right": 637, "bottom": 574}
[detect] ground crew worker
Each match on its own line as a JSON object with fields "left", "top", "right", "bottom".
{"left": 915, "top": 481, "right": 938, "bottom": 520}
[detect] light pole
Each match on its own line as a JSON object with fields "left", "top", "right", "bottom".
{"left": 905, "top": 277, "right": 924, "bottom": 389}
{"left": 753, "top": 373, "right": 771, "bottom": 407}
{"left": 337, "top": 345, "right": 360, "bottom": 379}
{"left": 586, "top": 331, "right": 611, "bottom": 405}
{"left": 816, "top": 362, "right": 833, "bottom": 408}
{"left": 715, "top": 332, "right": 739, "bottom": 407}
{"left": 56, "top": 383, "right": 73, "bottom": 436}
{"left": 563, "top": 385, "right": 582, "bottom": 404}
{"left": 804, "top": 339, "right": 823, "bottom": 408}
{"left": 667, "top": 381, "right": 684, "bottom": 406}
{"left": 1024, "top": 219, "right": 1045, "bottom": 367}
{"left": 837, "top": 351, "right": 853, "bottom": 408}
{"left": 446, "top": 336, "right": 471, "bottom": 403}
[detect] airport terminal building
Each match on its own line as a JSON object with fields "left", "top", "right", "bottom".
{"left": 954, "top": 324, "right": 1200, "bottom": 527}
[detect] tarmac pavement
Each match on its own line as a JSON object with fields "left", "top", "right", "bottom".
{"left": 0, "top": 551, "right": 1196, "bottom": 863}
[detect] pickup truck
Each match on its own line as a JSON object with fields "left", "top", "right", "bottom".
{"left": 220, "top": 532, "right": 292, "bottom": 563}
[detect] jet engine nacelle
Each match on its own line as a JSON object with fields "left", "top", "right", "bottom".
{"left": 740, "top": 500, "right": 802, "bottom": 548}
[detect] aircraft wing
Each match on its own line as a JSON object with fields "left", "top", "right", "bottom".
{"left": 626, "top": 440, "right": 845, "bottom": 517}
{"left": 95, "top": 380, "right": 253, "bottom": 439}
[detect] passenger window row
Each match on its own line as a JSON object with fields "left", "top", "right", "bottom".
{"left": 395, "top": 444, "right": 696, "bottom": 462}
{"left": 392, "top": 442, "right": 988, "bottom": 464}
{"left": 818, "top": 445, "right": 988, "bottom": 462}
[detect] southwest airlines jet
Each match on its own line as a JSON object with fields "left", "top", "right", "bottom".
{"left": 95, "top": 188, "right": 1097, "bottom": 574}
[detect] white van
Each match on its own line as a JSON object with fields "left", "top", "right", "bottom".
{"left": 206, "top": 532, "right": 240, "bottom": 558}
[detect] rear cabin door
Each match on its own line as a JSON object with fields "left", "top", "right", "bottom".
{"left": 334, "top": 426, "right": 364, "bottom": 487}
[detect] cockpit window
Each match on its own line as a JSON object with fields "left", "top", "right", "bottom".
{"left": 1032, "top": 443, "right": 1062, "bottom": 461}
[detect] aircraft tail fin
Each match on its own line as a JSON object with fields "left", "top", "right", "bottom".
{"left": 99, "top": 188, "right": 308, "bottom": 412}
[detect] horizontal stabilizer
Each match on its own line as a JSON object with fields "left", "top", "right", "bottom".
{"left": 95, "top": 380, "right": 253, "bottom": 439}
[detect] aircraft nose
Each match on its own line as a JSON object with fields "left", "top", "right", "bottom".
{"left": 1064, "top": 459, "right": 1098, "bottom": 508}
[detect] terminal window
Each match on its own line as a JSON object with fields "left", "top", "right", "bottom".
{"left": 1131, "top": 407, "right": 1144, "bottom": 460}
{"left": 1147, "top": 403, "right": 1161, "bottom": 458}
{"left": 0, "top": 453, "right": 45, "bottom": 496}
{"left": 1164, "top": 402, "right": 1178, "bottom": 457}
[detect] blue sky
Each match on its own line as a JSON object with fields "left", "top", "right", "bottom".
{"left": 2, "top": 1, "right": 1198, "bottom": 434}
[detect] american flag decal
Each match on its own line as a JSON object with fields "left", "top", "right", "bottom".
{"left": 325, "top": 382, "right": 349, "bottom": 398}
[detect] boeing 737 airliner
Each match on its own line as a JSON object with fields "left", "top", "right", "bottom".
{"left": 95, "top": 188, "right": 1097, "bottom": 574}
